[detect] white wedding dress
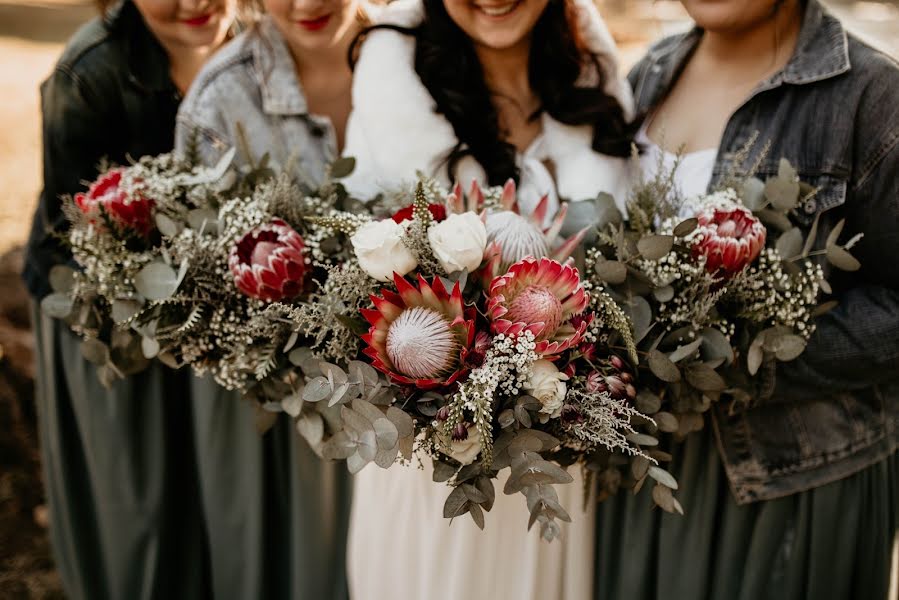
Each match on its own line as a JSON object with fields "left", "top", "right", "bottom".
{"left": 347, "top": 136, "right": 599, "bottom": 600}
{"left": 341, "top": 2, "right": 635, "bottom": 598}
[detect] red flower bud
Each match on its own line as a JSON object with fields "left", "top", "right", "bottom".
{"left": 75, "top": 169, "right": 155, "bottom": 237}
{"left": 229, "top": 219, "right": 307, "bottom": 302}
{"left": 452, "top": 423, "right": 469, "bottom": 441}
{"left": 391, "top": 203, "right": 447, "bottom": 224}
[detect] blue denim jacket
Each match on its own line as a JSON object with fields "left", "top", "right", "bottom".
{"left": 628, "top": 0, "right": 899, "bottom": 503}
{"left": 175, "top": 17, "right": 337, "bottom": 186}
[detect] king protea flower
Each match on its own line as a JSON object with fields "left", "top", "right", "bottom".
{"left": 228, "top": 219, "right": 307, "bottom": 302}
{"left": 693, "top": 206, "right": 766, "bottom": 278}
{"left": 361, "top": 274, "right": 477, "bottom": 389}
{"left": 75, "top": 169, "right": 155, "bottom": 237}
{"left": 479, "top": 180, "right": 588, "bottom": 280}
{"left": 487, "top": 257, "right": 589, "bottom": 355}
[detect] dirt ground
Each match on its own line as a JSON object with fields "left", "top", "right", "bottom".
{"left": 0, "top": 1, "right": 896, "bottom": 598}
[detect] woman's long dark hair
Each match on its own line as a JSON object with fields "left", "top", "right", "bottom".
{"left": 352, "top": 0, "right": 633, "bottom": 186}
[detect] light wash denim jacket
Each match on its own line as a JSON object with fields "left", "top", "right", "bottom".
{"left": 629, "top": 0, "right": 899, "bottom": 503}
{"left": 175, "top": 17, "right": 337, "bottom": 187}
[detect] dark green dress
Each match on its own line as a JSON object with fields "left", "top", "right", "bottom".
{"left": 189, "top": 378, "right": 351, "bottom": 600}
{"left": 594, "top": 430, "right": 898, "bottom": 600}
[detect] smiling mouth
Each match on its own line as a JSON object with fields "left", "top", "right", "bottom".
{"left": 182, "top": 14, "right": 212, "bottom": 26}
{"left": 298, "top": 14, "right": 332, "bottom": 30}
{"left": 473, "top": 0, "right": 521, "bottom": 17}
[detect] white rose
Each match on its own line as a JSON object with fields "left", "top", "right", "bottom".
{"left": 351, "top": 219, "right": 418, "bottom": 282}
{"left": 524, "top": 359, "right": 569, "bottom": 418}
{"left": 427, "top": 212, "right": 488, "bottom": 274}
{"left": 439, "top": 426, "right": 482, "bottom": 466}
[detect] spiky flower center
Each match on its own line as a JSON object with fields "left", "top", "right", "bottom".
{"left": 386, "top": 307, "right": 459, "bottom": 380}
{"left": 486, "top": 212, "right": 548, "bottom": 267}
{"left": 506, "top": 285, "right": 563, "bottom": 339}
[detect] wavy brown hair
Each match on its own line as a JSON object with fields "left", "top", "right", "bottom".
{"left": 352, "top": 0, "right": 633, "bottom": 185}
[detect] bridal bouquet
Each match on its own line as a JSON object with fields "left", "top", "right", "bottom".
{"left": 273, "top": 180, "right": 656, "bottom": 539}
{"left": 579, "top": 156, "right": 861, "bottom": 506}
{"left": 46, "top": 151, "right": 660, "bottom": 538}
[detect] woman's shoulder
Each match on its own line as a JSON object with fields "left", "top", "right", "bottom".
{"left": 50, "top": 12, "right": 125, "bottom": 92}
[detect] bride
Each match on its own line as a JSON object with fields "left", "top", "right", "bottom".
{"left": 342, "top": 0, "right": 634, "bottom": 597}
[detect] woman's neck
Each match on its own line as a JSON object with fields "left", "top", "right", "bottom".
{"left": 475, "top": 39, "right": 533, "bottom": 101}
{"left": 168, "top": 47, "right": 218, "bottom": 94}
{"left": 695, "top": 2, "right": 803, "bottom": 81}
{"left": 288, "top": 23, "right": 359, "bottom": 82}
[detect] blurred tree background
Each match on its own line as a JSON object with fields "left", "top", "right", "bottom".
{"left": 0, "top": 1, "right": 896, "bottom": 597}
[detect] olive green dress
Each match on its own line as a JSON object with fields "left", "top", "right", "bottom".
{"left": 594, "top": 430, "right": 898, "bottom": 600}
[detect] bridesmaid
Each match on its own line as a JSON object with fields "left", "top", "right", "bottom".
{"left": 595, "top": 1, "right": 899, "bottom": 599}
{"left": 341, "top": 0, "right": 633, "bottom": 598}
{"left": 22, "top": 0, "right": 236, "bottom": 598}
{"left": 173, "top": 0, "right": 365, "bottom": 597}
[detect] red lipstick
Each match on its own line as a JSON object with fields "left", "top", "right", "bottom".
{"left": 182, "top": 14, "right": 212, "bottom": 26}
{"left": 298, "top": 14, "right": 331, "bottom": 31}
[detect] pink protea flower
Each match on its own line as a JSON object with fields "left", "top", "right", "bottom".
{"left": 228, "top": 219, "right": 307, "bottom": 302}
{"left": 693, "top": 206, "right": 766, "bottom": 278}
{"left": 75, "top": 169, "right": 155, "bottom": 237}
{"left": 487, "top": 257, "right": 590, "bottom": 355}
{"left": 361, "top": 274, "right": 477, "bottom": 389}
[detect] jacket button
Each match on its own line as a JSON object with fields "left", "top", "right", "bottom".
{"left": 803, "top": 198, "right": 817, "bottom": 214}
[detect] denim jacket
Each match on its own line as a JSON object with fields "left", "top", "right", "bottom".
{"left": 175, "top": 17, "right": 337, "bottom": 185}
{"left": 22, "top": 0, "right": 181, "bottom": 299}
{"left": 629, "top": 0, "right": 899, "bottom": 503}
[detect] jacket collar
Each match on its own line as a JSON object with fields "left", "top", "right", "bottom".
{"left": 642, "top": 0, "right": 850, "bottom": 105}
{"left": 252, "top": 17, "right": 309, "bottom": 116}
{"left": 107, "top": 0, "right": 177, "bottom": 94}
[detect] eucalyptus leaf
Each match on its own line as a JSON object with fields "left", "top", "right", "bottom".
{"left": 346, "top": 451, "right": 368, "bottom": 474}
{"left": 652, "top": 483, "right": 676, "bottom": 513}
{"left": 637, "top": 235, "right": 674, "bottom": 261}
{"left": 112, "top": 299, "right": 143, "bottom": 324}
{"left": 648, "top": 349, "right": 681, "bottom": 383}
{"left": 653, "top": 285, "right": 675, "bottom": 303}
{"left": 320, "top": 362, "right": 348, "bottom": 385}
{"left": 140, "top": 336, "right": 160, "bottom": 359}
{"left": 741, "top": 177, "right": 766, "bottom": 211}
{"left": 499, "top": 409, "right": 516, "bottom": 428}
{"left": 654, "top": 412, "right": 679, "bottom": 433}
{"left": 462, "top": 483, "right": 489, "bottom": 504}
{"left": 373, "top": 445, "right": 399, "bottom": 469}
{"left": 187, "top": 208, "right": 219, "bottom": 233}
{"left": 668, "top": 338, "right": 703, "bottom": 363}
{"left": 134, "top": 262, "right": 180, "bottom": 301}
{"left": 41, "top": 293, "right": 74, "bottom": 319}
{"left": 349, "top": 360, "right": 379, "bottom": 387}
{"left": 594, "top": 259, "right": 627, "bottom": 285}
{"left": 443, "top": 486, "right": 469, "bottom": 519}
{"left": 636, "top": 391, "right": 662, "bottom": 414}
{"left": 433, "top": 461, "right": 456, "bottom": 483}
{"left": 623, "top": 296, "right": 653, "bottom": 343}
{"left": 747, "top": 333, "right": 766, "bottom": 376}
{"left": 826, "top": 246, "right": 861, "bottom": 271}
{"left": 49, "top": 265, "right": 76, "bottom": 293}
{"left": 700, "top": 327, "right": 734, "bottom": 364}
{"left": 774, "top": 334, "right": 806, "bottom": 361}
{"left": 765, "top": 176, "right": 800, "bottom": 211}
{"left": 626, "top": 433, "right": 659, "bottom": 447}
{"left": 648, "top": 466, "right": 679, "bottom": 490}
{"left": 81, "top": 338, "right": 110, "bottom": 365}
{"left": 825, "top": 218, "right": 846, "bottom": 249}
{"left": 756, "top": 209, "right": 793, "bottom": 232}
{"left": 330, "top": 157, "right": 356, "bottom": 179}
{"left": 373, "top": 418, "right": 399, "bottom": 450}
{"left": 155, "top": 213, "right": 181, "bottom": 237}
{"left": 386, "top": 407, "right": 414, "bottom": 438}
{"left": 322, "top": 431, "right": 355, "bottom": 460}
{"left": 631, "top": 456, "right": 650, "bottom": 480}
{"left": 776, "top": 227, "right": 804, "bottom": 259}
{"left": 303, "top": 376, "right": 331, "bottom": 402}
{"left": 685, "top": 364, "right": 727, "bottom": 392}
{"left": 282, "top": 390, "right": 303, "bottom": 417}
{"left": 468, "top": 503, "right": 485, "bottom": 530}
{"left": 296, "top": 413, "right": 324, "bottom": 448}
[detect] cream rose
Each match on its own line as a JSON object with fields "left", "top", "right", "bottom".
{"left": 439, "top": 426, "right": 482, "bottom": 466}
{"left": 427, "top": 212, "right": 488, "bottom": 274}
{"left": 351, "top": 219, "right": 418, "bottom": 282}
{"left": 524, "top": 359, "right": 569, "bottom": 418}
